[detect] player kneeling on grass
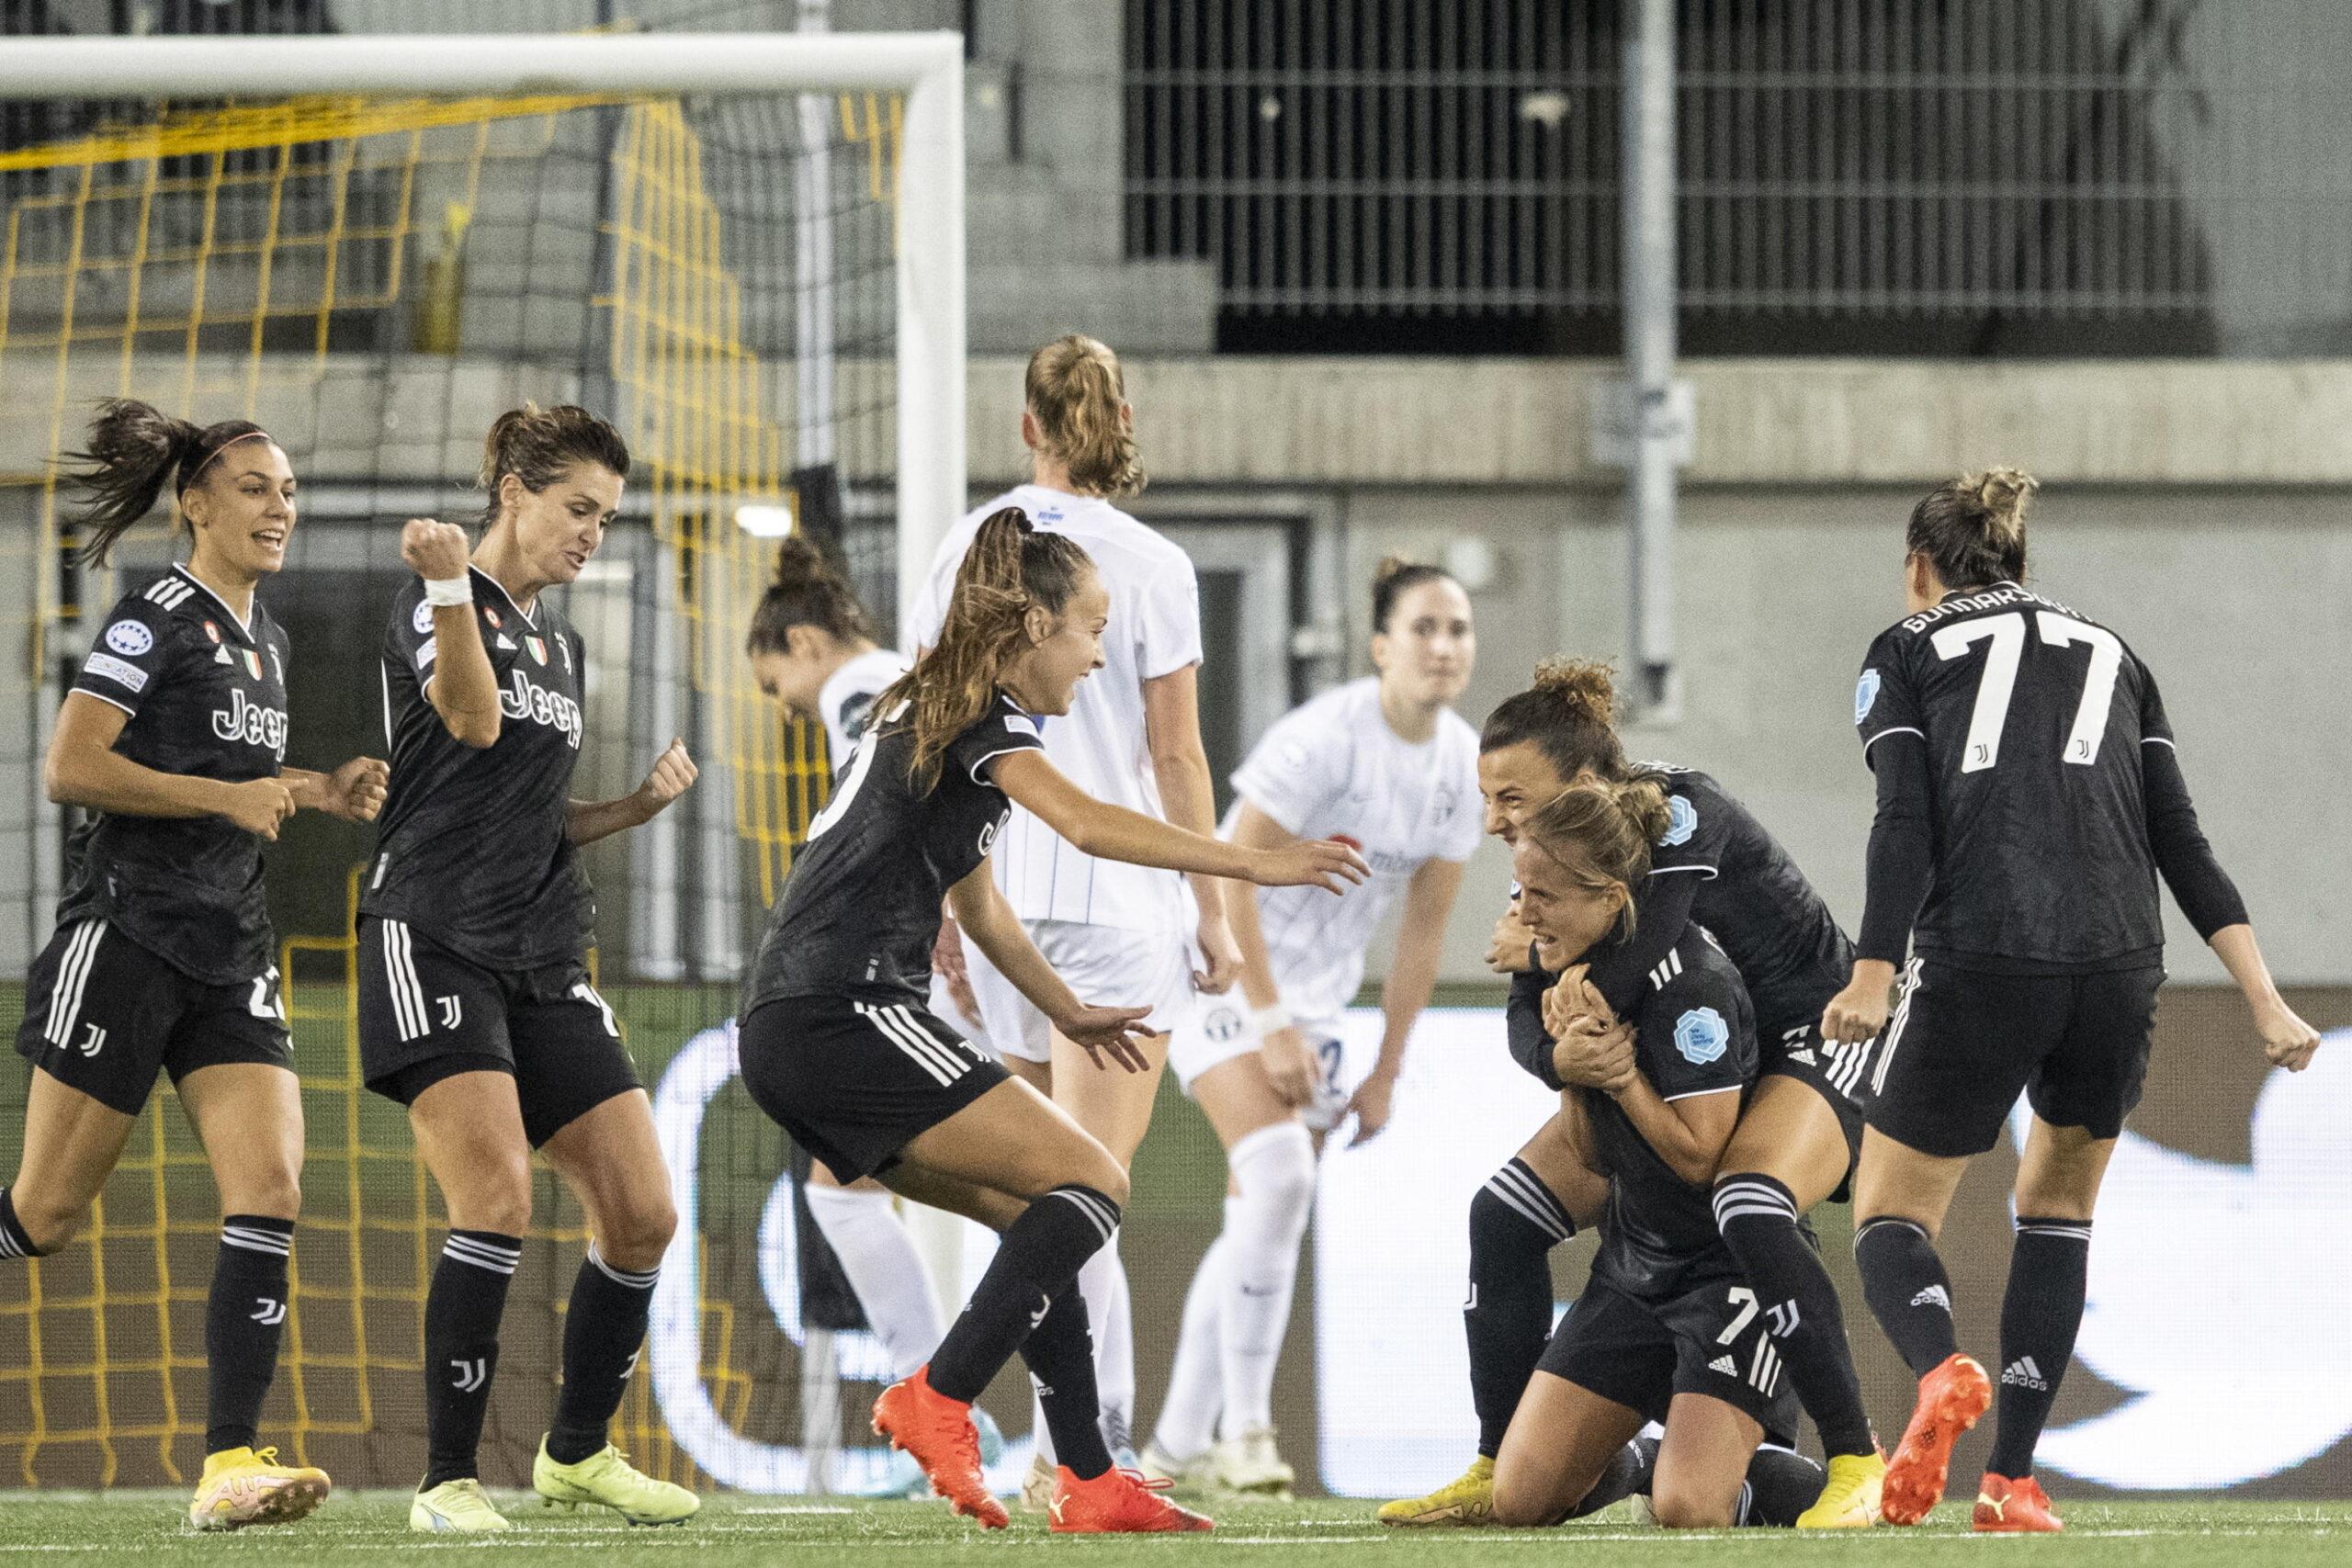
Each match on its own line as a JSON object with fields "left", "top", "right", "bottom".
{"left": 2, "top": 401, "right": 390, "bottom": 1530}
{"left": 733, "top": 506, "right": 1366, "bottom": 1533}
{"left": 1487, "top": 782, "right": 1823, "bottom": 1530}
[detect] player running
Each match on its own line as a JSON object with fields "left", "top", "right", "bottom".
{"left": 1382, "top": 660, "right": 1883, "bottom": 1527}
{"left": 356, "top": 405, "right": 701, "bottom": 1533}
{"left": 910, "top": 335, "right": 1226, "bottom": 1497}
{"left": 737, "top": 506, "right": 1364, "bottom": 1533}
{"left": 743, "top": 534, "right": 1007, "bottom": 1489}
{"left": 2, "top": 401, "right": 388, "bottom": 1530}
{"left": 1487, "top": 782, "right": 1821, "bottom": 1529}
{"left": 1143, "top": 558, "right": 1481, "bottom": 1495}
{"left": 1823, "top": 468, "right": 2319, "bottom": 1532}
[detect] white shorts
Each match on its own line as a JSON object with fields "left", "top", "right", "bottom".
{"left": 962, "top": 919, "right": 1196, "bottom": 1066}
{"left": 1170, "top": 1000, "right": 1354, "bottom": 1134}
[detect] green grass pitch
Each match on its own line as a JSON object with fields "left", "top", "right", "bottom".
{"left": 0, "top": 1495, "right": 2345, "bottom": 1566}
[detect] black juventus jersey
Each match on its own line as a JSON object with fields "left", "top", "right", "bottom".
{"left": 60, "top": 567, "right": 291, "bottom": 986}
{"left": 1857, "top": 580, "right": 2168, "bottom": 971}
{"left": 360, "top": 568, "right": 593, "bottom": 971}
{"left": 1512, "top": 926, "right": 1758, "bottom": 1301}
{"left": 744, "top": 694, "right": 1046, "bottom": 1011}
{"left": 1585, "top": 767, "right": 1855, "bottom": 1042}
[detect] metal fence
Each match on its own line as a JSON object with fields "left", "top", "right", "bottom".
{"left": 1125, "top": 0, "right": 2352, "bottom": 345}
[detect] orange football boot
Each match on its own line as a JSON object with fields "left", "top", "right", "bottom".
{"left": 870, "top": 1366, "right": 1008, "bottom": 1529}
{"left": 1973, "top": 1472, "right": 2063, "bottom": 1533}
{"left": 1881, "top": 1353, "right": 1994, "bottom": 1525}
{"left": 1049, "top": 1466, "right": 1215, "bottom": 1533}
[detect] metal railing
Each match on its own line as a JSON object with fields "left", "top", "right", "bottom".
{"left": 1124, "top": 0, "right": 2352, "bottom": 340}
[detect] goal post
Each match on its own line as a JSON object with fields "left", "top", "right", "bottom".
{"left": 0, "top": 30, "right": 967, "bottom": 637}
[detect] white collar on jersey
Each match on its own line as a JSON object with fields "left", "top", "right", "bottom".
{"left": 171, "top": 563, "right": 254, "bottom": 640}
{"left": 469, "top": 563, "right": 539, "bottom": 629}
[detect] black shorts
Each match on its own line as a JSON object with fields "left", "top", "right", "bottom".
{"left": 1537, "top": 1269, "right": 1802, "bottom": 1438}
{"left": 738, "top": 992, "right": 1008, "bottom": 1182}
{"left": 1758, "top": 1018, "right": 1880, "bottom": 1202}
{"left": 1868, "top": 958, "right": 2161, "bottom": 1158}
{"left": 356, "top": 916, "right": 640, "bottom": 1148}
{"left": 14, "top": 919, "right": 290, "bottom": 1116}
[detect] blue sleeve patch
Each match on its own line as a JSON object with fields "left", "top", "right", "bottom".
{"left": 1659, "top": 793, "right": 1698, "bottom": 848}
{"left": 1673, "top": 1006, "right": 1730, "bottom": 1065}
{"left": 1855, "top": 668, "right": 1882, "bottom": 726}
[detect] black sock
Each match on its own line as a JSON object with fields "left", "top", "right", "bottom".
{"left": 0, "top": 1189, "right": 43, "bottom": 1261}
{"left": 205, "top": 1215, "right": 294, "bottom": 1454}
{"left": 1465, "top": 1159, "right": 1573, "bottom": 1459}
{"left": 928, "top": 1185, "right": 1117, "bottom": 1404}
{"left": 1986, "top": 1217, "right": 2091, "bottom": 1480}
{"left": 546, "top": 1245, "right": 659, "bottom": 1464}
{"left": 422, "top": 1229, "right": 520, "bottom": 1489}
{"left": 1712, "top": 1175, "right": 1875, "bottom": 1458}
{"left": 1564, "top": 1439, "right": 1650, "bottom": 1520}
{"left": 1853, "top": 1216, "right": 1959, "bottom": 1377}
{"left": 1021, "top": 1286, "right": 1113, "bottom": 1481}
{"left": 1736, "top": 1444, "right": 1827, "bottom": 1527}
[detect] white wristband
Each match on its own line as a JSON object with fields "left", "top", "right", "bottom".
{"left": 1250, "top": 1003, "right": 1294, "bottom": 1035}
{"left": 423, "top": 574, "right": 473, "bottom": 608}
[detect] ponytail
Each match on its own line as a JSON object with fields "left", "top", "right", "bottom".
{"left": 478, "top": 402, "right": 630, "bottom": 533}
{"left": 747, "top": 533, "right": 875, "bottom": 655}
{"left": 877, "top": 507, "right": 1091, "bottom": 794}
{"left": 1481, "top": 658, "right": 1631, "bottom": 784}
{"left": 1024, "top": 334, "right": 1146, "bottom": 500}
{"left": 1521, "top": 776, "right": 1674, "bottom": 943}
{"left": 1906, "top": 466, "right": 2037, "bottom": 591}
{"left": 63, "top": 399, "right": 273, "bottom": 566}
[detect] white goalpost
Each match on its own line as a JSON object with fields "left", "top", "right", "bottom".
{"left": 0, "top": 29, "right": 967, "bottom": 636}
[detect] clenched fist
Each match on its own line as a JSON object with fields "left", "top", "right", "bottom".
{"left": 401, "top": 518, "right": 472, "bottom": 581}
{"left": 631, "top": 739, "right": 698, "bottom": 822}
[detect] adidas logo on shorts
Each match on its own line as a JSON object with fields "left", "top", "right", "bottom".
{"left": 2001, "top": 1356, "right": 2050, "bottom": 1393}
{"left": 1709, "top": 1355, "right": 1738, "bottom": 1377}
{"left": 1911, "top": 1285, "right": 1951, "bottom": 1311}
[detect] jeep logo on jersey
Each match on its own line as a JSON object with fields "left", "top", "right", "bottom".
{"left": 211, "top": 686, "right": 288, "bottom": 759}
{"left": 1659, "top": 794, "right": 1698, "bottom": 847}
{"left": 1673, "top": 1006, "right": 1729, "bottom": 1065}
{"left": 500, "top": 665, "right": 582, "bottom": 749}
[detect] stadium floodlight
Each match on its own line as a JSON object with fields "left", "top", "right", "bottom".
{"left": 0, "top": 30, "right": 965, "bottom": 638}
{"left": 736, "top": 504, "right": 797, "bottom": 539}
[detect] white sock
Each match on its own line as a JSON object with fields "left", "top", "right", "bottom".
{"left": 1084, "top": 1235, "right": 1136, "bottom": 1455}
{"left": 802, "top": 1184, "right": 942, "bottom": 1381}
{"left": 1216, "top": 1122, "right": 1317, "bottom": 1438}
{"left": 1150, "top": 1234, "right": 1228, "bottom": 1462}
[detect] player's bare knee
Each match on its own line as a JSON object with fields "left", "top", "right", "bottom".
{"left": 598, "top": 1191, "right": 678, "bottom": 1270}
{"left": 230, "top": 1168, "right": 302, "bottom": 1224}
{"left": 454, "top": 1159, "right": 534, "bottom": 1236}
{"left": 15, "top": 1190, "right": 91, "bottom": 1254}
{"left": 1489, "top": 1470, "right": 1569, "bottom": 1529}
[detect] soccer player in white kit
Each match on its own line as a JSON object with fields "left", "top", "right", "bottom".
{"left": 1141, "top": 559, "right": 1483, "bottom": 1495}
{"left": 744, "top": 533, "right": 1005, "bottom": 1491}
{"left": 910, "top": 335, "right": 1233, "bottom": 1500}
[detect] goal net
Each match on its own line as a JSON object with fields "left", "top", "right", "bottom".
{"left": 0, "top": 32, "right": 960, "bottom": 1493}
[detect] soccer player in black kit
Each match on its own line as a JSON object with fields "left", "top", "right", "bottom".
{"left": 1820, "top": 468, "right": 2320, "bottom": 1532}
{"left": 3, "top": 401, "right": 388, "bottom": 1530}
{"left": 1486, "top": 780, "right": 1819, "bottom": 1529}
{"left": 1384, "top": 660, "right": 1883, "bottom": 1529}
{"left": 736, "top": 507, "right": 1364, "bottom": 1533}
{"left": 356, "top": 406, "right": 700, "bottom": 1533}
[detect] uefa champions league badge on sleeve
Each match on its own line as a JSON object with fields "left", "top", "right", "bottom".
{"left": 413, "top": 599, "right": 435, "bottom": 635}
{"left": 1855, "top": 667, "right": 1882, "bottom": 725}
{"left": 1674, "top": 1007, "right": 1729, "bottom": 1066}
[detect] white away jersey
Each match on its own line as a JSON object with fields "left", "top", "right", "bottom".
{"left": 910, "top": 483, "right": 1204, "bottom": 932}
{"left": 1228, "top": 678, "right": 1483, "bottom": 1024}
{"left": 819, "top": 646, "right": 911, "bottom": 771}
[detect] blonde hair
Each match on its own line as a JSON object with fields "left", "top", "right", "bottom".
{"left": 1521, "top": 776, "right": 1673, "bottom": 944}
{"left": 1907, "top": 466, "right": 2037, "bottom": 590}
{"left": 1025, "top": 334, "right": 1145, "bottom": 500}
{"left": 876, "top": 507, "right": 1092, "bottom": 793}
